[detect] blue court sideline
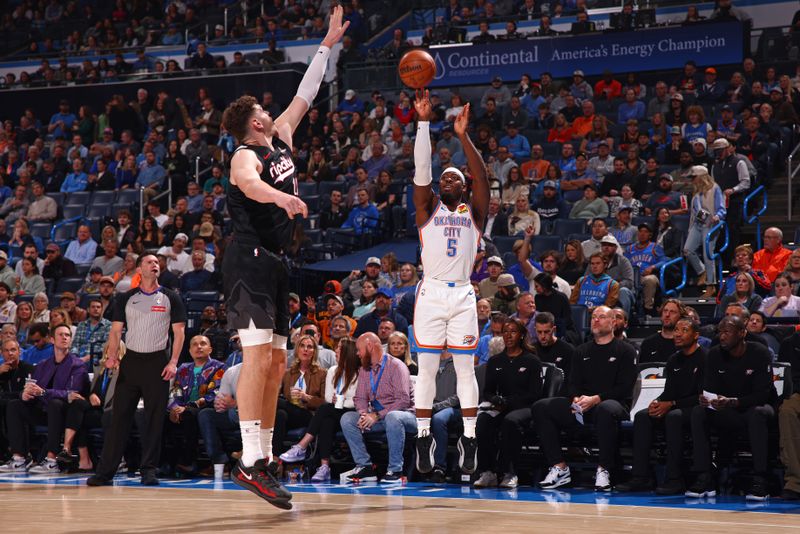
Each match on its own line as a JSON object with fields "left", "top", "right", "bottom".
{"left": 2, "top": 474, "right": 800, "bottom": 515}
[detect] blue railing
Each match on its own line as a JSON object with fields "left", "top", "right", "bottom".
{"left": 705, "top": 221, "right": 729, "bottom": 286}
{"left": 743, "top": 185, "right": 768, "bottom": 251}
{"left": 49, "top": 216, "right": 83, "bottom": 245}
{"left": 659, "top": 256, "right": 688, "bottom": 297}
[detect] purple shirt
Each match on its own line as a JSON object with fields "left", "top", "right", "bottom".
{"left": 354, "top": 353, "right": 414, "bottom": 418}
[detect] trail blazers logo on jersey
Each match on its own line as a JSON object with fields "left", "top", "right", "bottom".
{"left": 267, "top": 153, "right": 296, "bottom": 184}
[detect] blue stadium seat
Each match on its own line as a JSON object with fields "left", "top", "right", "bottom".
{"left": 30, "top": 223, "right": 52, "bottom": 240}
{"left": 91, "top": 191, "right": 115, "bottom": 204}
{"left": 52, "top": 222, "right": 77, "bottom": 243}
{"left": 298, "top": 182, "right": 318, "bottom": 197}
{"left": 302, "top": 195, "right": 320, "bottom": 212}
{"left": 571, "top": 305, "right": 589, "bottom": 339}
{"left": 116, "top": 189, "right": 140, "bottom": 206}
{"left": 553, "top": 219, "right": 588, "bottom": 237}
{"left": 66, "top": 191, "right": 91, "bottom": 205}
{"left": 62, "top": 205, "right": 84, "bottom": 219}
{"left": 302, "top": 214, "right": 320, "bottom": 230}
{"left": 492, "top": 236, "right": 518, "bottom": 255}
{"left": 305, "top": 229, "right": 323, "bottom": 245}
{"left": 46, "top": 192, "right": 64, "bottom": 207}
{"left": 318, "top": 181, "right": 345, "bottom": 198}
{"left": 55, "top": 277, "right": 84, "bottom": 294}
{"left": 87, "top": 205, "right": 111, "bottom": 219}
{"left": 530, "top": 235, "right": 563, "bottom": 257}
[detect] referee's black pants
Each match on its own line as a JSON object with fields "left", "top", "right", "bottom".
{"left": 631, "top": 407, "right": 691, "bottom": 480}
{"left": 532, "top": 397, "right": 629, "bottom": 469}
{"left": 96, "top": 350, "right": 170, "bottom": 479}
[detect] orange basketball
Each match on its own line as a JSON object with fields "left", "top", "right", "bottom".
{"left": 398, "top": 49, "right": 436, "bottom": 89}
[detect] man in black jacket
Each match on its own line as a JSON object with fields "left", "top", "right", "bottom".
{"left": 533, "top": 305, "right": 637, "bottom": 491}
{"left": 639, "top": 299, "right": 686, "bottom": 364}
{"left": 778, "top": 331, "right": 800, "bottom": 500}
{"left": 619, "top": 317, "right": 706, "bottom": 494}
{"left": 0, "top": 339, "right": 35, "bottom": 457}
{"left": 686, "top": 315, "right": 776, "bottom": 501}
{"left": 485, "top": 196, "right": 508, "bottom": 238}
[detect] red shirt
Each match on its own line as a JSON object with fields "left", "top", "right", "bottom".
{"left": 752, "top": 244, "right": 792, "bottom": 283}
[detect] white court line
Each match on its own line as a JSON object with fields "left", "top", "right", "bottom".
{"left": 4, "top": 492, "right": 798, "bottom": 529}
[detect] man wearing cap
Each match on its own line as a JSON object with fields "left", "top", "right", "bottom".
{"left": 698, "top": 68, "right": 725, "bottom": 103}
{"left": 598, "top": 235, "right": 635, "bottom": 314}
{"left": 570, "top": 183, "right": 609, "bottom": 221}
{"left": 503, "top": 95, "right": 530, "bottom": 130}
{"left": 715, "top": 105, "right": 742, "bottom": 144}
{"left": 571, "top": 101, "right": 597, "bottom": 140}
{"left": 665, "top": 126, "right": 691, "bottom": 165}
{"left": 736, "top": 116, "right": 769, "bottom": 181}
{"left": 588, "top": 141, "right": 615, "bottom": 177}
{"left": 306, "top": 294, "right": 357, "bottom": 349}
{"left": 42, "top": 244, "right": 76, "bottom": 284}
{"left": 479, "top": 256, "right": 505, "bottom": 299}
{"left": 64, "top": 224, "right": 97, "bottom": 267}
{"left": 610, "top": 206, "right": 637, "bottom": 248}
{"left": 157, "top": 233, "right": 191, "bottom": 275}
{"left": 569, "top": 69, "right": 593, "bottom": 100}
{"left": 337, "top": 89, "right": 364, "bottom": 119}
{"left": 354, "top": 287, "right": 408, "bottom": 338}
{"left": 710, "top": 137, "right": 750, "bottom": 264}
{"left": 644, "top": 174, "right": 688, "bottom": 216}
{"left": 499, "top": 122, "right": 530, "bottom": 160}
{"left": 561, "top": 152, "right": 595, "bottom": 203}
{"left": 60, "top": 292, "right": 86, "bottom": 324}
{"left": 98, "top": 276, "right": 116, "bottom": 318}
{"left": 481, "top": 76, "right": 511, "bottom": 109}
{"left": 490, "top": 274, "right": 521, "bottom": 315}
{"left": 625, "top": 224, "right": 668, "bottom": 315}
{"left": 689, "top": 138, "right": 712, "bottom": 167}
{"left": 477, "top": 98, "right": 503, "bottom": 132}
{"left": 341, "top": 257, "right": 392, "bottom": 304}
{"left": 71, "top": 299, "right": 111, "bottom": 366}
{"left": 87, "top": 240, "right": 123, "bottom": 278}
{"left": 531, "top": 180, "right": 569, "bottom": 221}
{"left": 0, "top": 251, "right": 15, "bottom": 293}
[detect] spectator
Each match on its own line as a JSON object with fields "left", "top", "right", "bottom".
{"left": 320, "top": 189, "right": 348, "bottom": 230}
{"left": 617, "top": 89, "right": 646, "bottom": 122}
{"left": 187, "top": 43, "right": 215, "bottom": 71}
{"left": 88, "top": 240, "right": 123, "bottom": 277}
{"left": 479, "top": 256, "right": 505, "bottom": 299}
{"left": 508, "top": 195, "right": 539, "bottom": 236}
{"left": 752, "top": 227, "right": 791, "bottom": 284}
{"left": 64, "top": 225, "right": 98, "bottom": 266}
{"left": 684, "top": 166, "right": 726, "bottom": 297}
{"left": 13, "top": 244, "right": 44, "bottom": 280}
{"left": 24, "top": 181, "right": 57, "bottom": 223}
{"left": 686, "top": 315, "right": 773, "bottom": 501}
{"left": 180, "top": 250, "right": 212, "bottom": 292}
{"left": 340, "top": 332, "right": 415, "bottom": 483}
{"left": 477, "top": 98, "right": 503, "bottom": 132}
{"left": 489, "top": 146, "right": 517, "bottom": 186}
{"left": 71, "top": 300, "right": 111, "bottom": 366}
{"left": 60, "top": 158, "right": 88, "bottom": 193}
{"left": 547, "top": 113, "right": 574, "bottom": 144}
{"left": 16, "top": 257, "right": 45, "bottom": 297}
{"left": 48, "top": 100, "right": 77, "bottom": 140}
{"left": 609, "top": 185, "right": 643, "bottom": 218}
{"left": 184, "top": 129, "right": 211, "bottom": 165}
{"left": 491, "top": 274, "right": 522, "bottom": 316}
{"left": 570, "top": 253, "right": 620, "bottom": 308}
{"left": 59, "top": 292, "right": 86, "bottom": 325}
{"left": 698, "top": 67, "right": 725, "bottom": 103}
{"left": 485, "top": 196, "right": 509, "bottom": 238}
{"left": 569, "top": 184, "right": 608, "bottom": 221}
{"left": 760, "top": 274, "right": 800, "bottom": 318}
{"left": 502, "top": 95, "right": 530, "bottom": 130}
{"left": 194, "top": 98, "right": 223, "bottom": 144}
{"left": 473, "top": 318, "right": 543, "bottom": 489}
{"left": 534, "top": 306, "right": 637, "bottom": 491}
{"left": 588, "top": 141, "right": 615, "bottom": 177}
{"left": 0, "top": 325, "right": 88, "bottom": 475}
{"left": 499, "top": 122, "right": 530, "bottom": 160}
{"left": 135, "top": 151, "right": 166, "bottom": 202}
{"left": 532, "top": 180, "right": 570, "bottom": 222}
{"left": 569, "top": 69, "right": 593, "bottom": 100}
{"left": 644, "top": 174, "right": 688, "bottom": 216}
{"left": 0, "top": 251, "right": 14, "bottom": 292}
{"left": 647, "top": 81, "right": 670, "bottom": 117}
{"left": 716, "top": 272, "right": 763, "bottom": 318}
{"left": 341, "top": 188, "right": 379, "bottom": 236}
{"left": 625, "top": 223, "right": 668, "bottom": 315}
{"left": 640, "top": 299, "right": 686, "bottom": 364}
{"left": 481, "top": 76, "right": 512, "bottom": 109}
{"left": 599, "top": 158, "right": 632, "bottom": 199}
{"left": 354, "top": 287, "right": 408, "bottom": 337}
{"left": 610, "top": 206, "right": 637, "bottom": 248}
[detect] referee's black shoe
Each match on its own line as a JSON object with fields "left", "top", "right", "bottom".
{"left": 458, "top": 436, "right": 478, "bottom": 474}
{"left": 231, "top": 459, "right": 293, "bottom": 510}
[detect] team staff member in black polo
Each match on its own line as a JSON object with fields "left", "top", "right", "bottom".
{"left": 685, "top": 315, "right": 776, "bottom": 501}
{"left": 532, "top": 312, "right": 575, "bottom": 389}
{"left": 534, "top": 305, "right": 637, "bottom": 492}
{"left": 87, "top": 254, "right": 186, "bottom": 487}
{"left": 619, "top": 317, "right": 706, "bottom": 495}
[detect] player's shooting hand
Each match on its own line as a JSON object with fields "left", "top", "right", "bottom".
{"left": 454, "top": 103, "right": 470, "bottom": 137}
{"left": 414, "top": 89, "right": 433, "bottom": 121}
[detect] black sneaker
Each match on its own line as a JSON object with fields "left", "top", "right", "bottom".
{"left": 458, "top": 436, "right": 477, "bottom": 474}
{"left": 616, "top": 476, "right": 653, "bottom": 492}
{"left": 231, "top": 460, "right": 292, "bottom": 509}
{"left": 346, "top": 464, "right": 378, "bottom": 483}
{"left": 382, "top": 471, "right": 402, "bottom": 483}
{"left": 746, "top": 475, "right": 769, "bottom": 501}
{"left": 781, "top": 488, "right": 800, "bottom": 500}
{"left": 86, "top": 475, "right": 112, "bottom": 487}
{"left": 655, "top": 478, "right": 685, "bottom": 495}
{"left": 415, "top": 433, "right": 435, "bottom": 474}
{"left": 141, "top": 468, "right": 160, "bottom": 486}
{"left": 430, "top": 467, "right": 446, "bottom": 483}
{"left": 685, "top": 472, "right": 716, "bottom": 498}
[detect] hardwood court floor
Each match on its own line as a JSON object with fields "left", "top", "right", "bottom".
{"left": 1, "top": 476, "right": 799, "bottom": 534}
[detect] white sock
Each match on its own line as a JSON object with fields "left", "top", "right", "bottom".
{"left": 240, "top": 420, "right": 262, "bottom": 468}
{"left": 260, "top": 427, "right": 274, "bottom": 463}
{"left": 12, "top": 454, "right": 25, "bottom": 462}
{"left": 416, "top": 418, "right": 431, "bottom": 437}
{"left": 463, "top": 416, "right": 477, "bottom": 439}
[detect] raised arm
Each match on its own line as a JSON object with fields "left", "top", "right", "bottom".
{"left": 413, "top": 89, "right": 436, "bottom": 226}
{"left": 454, "top": 103, "right": 489, "bottom": 231}
{"left": 274, "top": 5, "right": 349, "bottom": 146}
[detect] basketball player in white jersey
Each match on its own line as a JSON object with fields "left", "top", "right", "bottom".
{"left": 412, "top": 90, "right": 489, "bottom": 475}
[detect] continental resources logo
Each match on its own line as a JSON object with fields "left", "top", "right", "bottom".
{"left": 432, "top": 48, "right": 539, "bottom": 80}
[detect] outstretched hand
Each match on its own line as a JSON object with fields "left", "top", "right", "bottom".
{"left": 321, "top": 5, "right": 350, "bottom": 48}
{"left": 414, "top": 89, "right": 433, "bottom": 122}
{"left": 454, "top": 103, "right": 470, "bottom": 136}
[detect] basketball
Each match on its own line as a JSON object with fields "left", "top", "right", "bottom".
{"left": 398, "top": 49, "right": 436, "bottom": 89}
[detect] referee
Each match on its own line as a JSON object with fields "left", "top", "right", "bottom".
{"left": 87, "top": 254, "right": 186, "bottom": 487}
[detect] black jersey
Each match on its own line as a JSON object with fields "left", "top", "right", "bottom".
{"left": 228, "top": 137, "right": 299, "bottom": 254}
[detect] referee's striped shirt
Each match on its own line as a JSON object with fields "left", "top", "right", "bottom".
{"left": 112, "top": 286, "right": 186, "bottom": 353}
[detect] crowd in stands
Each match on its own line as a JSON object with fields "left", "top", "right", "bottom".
{"left": 0, "top": 0, "right": 800, "bottom": 500}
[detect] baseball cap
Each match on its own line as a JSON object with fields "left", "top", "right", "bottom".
{"left": 493, "top": 76, "right": 503, "bottom": 83}
{"left": 103, "top": 127, "right": 113, "bottom": 134}
{"left": 288, "top": 292, "right": 300, "bottom": 302}
{"left": 692, "top": 138, "right": 707, "bottom": 148}
{"left": 324, "top": 294, "right": 344, "bottom": 306}
{"left": 720, "top": 104, "right": 732, "bottom": 112}
{"left": 375, "top": 287, "right": 394, "bottom": 299}
{"left": 600, "top": 234, "right": 619, "bottom": 246}
{"left": 659, "top": 173, "right": 674, "bottom": 182}
{"left": 0, "top": 251, "right": 6, "bottom": 260}
{"left": 531, "top": 82, "right": 542, "bottom": 90}
{"left": 543, "top": 180, "right": 557, "bottom": 189}
{"left": 487, "top": 255, "right": 504, "bottom": 267}
{"left": 671, "top": 93, "right": 684, "bottom": 101}
{"left": 770, "top": 87, "right": 783, "bottom": 94}
{"left": 99, "top": 276, "right": 115, "bottom": 285}
{"left": 711, "top": 138, "right": 730, "bottom": 149}
{"left": 215, "top": 24, "right": 224, "bottom": 31}
{"left": 324, "top": 280, "right": 342, "bottom": 294}
{"left": 198, "top": 222, "right": 214, "bottom": 237}
{"left": 705, "top": 67, "right": 717, "bottom": 75}
{"left": 689, "top": 165, "right": 709, "bottom": 177}
{"left": 506, "top": 121, "right": 518, "bottom": 129}
{"left": 638, "top": 222, "right": 653, "bottom": 233}
{"left": 365, "top": 256, "right": 381, "bottom": 267}
{"left": 618, "top": 205, "right": 633, "bottom": 213}
{"left": 670, "top": 126, "right": 681, "bottom": 135}
{"left": 573, "top": 69, "right": 584, "bottom": 77}
{"left": 583, "top": 182, "right": 597, "bottom": 191}
{"left": 60, "top": 291, "right": 76, "bottom": 301}
{"left": 496, "top": 273, "right": 517, "bottom": 287}
{"left": 598, "top": 140, "right": 610, "bottom": 147}
{"left": 345, "top": 89, "right": 356, "bottom": 99}
{"left": 89, "top": 266, "right": 103, "bottom": 275}
{"left": 174, "top": 232, "right": 189, "bottom": 243}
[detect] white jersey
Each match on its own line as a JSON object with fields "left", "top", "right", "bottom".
{"left": 419, "top": 200, "right": 481, "bottom": 284}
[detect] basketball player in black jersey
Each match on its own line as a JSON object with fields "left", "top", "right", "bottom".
{"left": 220, "top": 6, "right": 348, "bottom": 509}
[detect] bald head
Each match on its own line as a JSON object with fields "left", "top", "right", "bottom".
{"left": 356, "top": 332, "right": 383, "bottom": 368}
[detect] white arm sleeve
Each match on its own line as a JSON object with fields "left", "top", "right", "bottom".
{"left": 414, "top": 121, "right": 432, "bottom": 186}
{"left": 295, "top": 46, "right": 331, "bottom": 105}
